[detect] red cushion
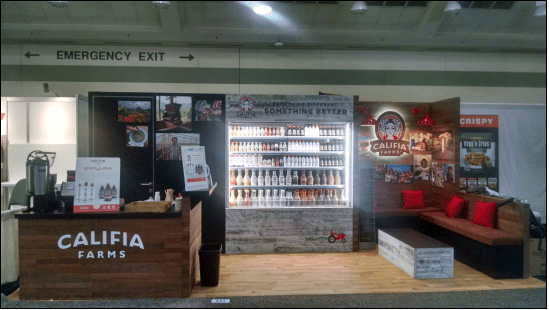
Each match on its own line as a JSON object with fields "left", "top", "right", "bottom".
{"left": 402, "top": 190, "right": 424, "bottom": 209}
{"left": 472, "top": 201, "right": 497, "bottom": 228}
{"left": 445, "top": 196, "right": 466, "bottom": 218}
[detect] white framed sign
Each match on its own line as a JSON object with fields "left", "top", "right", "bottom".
{"left": 74, "top": 157, "right": 121, "bottom": 213}
{"left": 181, "top": 146, "right": 209, "bottom": 191}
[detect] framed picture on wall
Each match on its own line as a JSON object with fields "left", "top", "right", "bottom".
{"left": 156, "top": 96, "right": 192, "bottom": 132}
{"left": 386, "top": 165, "right": 413, "bottom": 184}
{"left": 413, "top": 155, "right": 431, "bottom": 180}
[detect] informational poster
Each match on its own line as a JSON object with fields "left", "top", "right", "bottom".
{"left": 181, "top": 146, "right": 209, "bottom": 191}
{"left": 459, "top": 115, "right": 499, "bottom": 191}
{"left": 74, "top": 158, "right": 121, "bottom": 213}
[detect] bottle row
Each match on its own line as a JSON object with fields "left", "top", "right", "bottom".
{"left": 75, "top": 182, "right": 117, "bottom": 202}
{"left": 229, "top": 155, "right": 344, "bottom": 167}
{"left": 229, "top": 188, "right": 346, "bottom": 208}
{"left": 229, "top": 125, "right": 345, "bottom": 137}
{"left": 230, "top": 141, "right": 344, "bottom": 153}
{"left": 230, "top": 169, "right": 342, "bottom": 187}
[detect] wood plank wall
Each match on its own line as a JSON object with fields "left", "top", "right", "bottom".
{"left": 353, "top": 98, "right": 461, "bottom": 248}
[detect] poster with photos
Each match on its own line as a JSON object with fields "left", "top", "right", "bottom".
{"left": 195, "top": 99, "right": 222, "bottom": 121}
{"left": 385, "top": 165, "right": 413, "bottom": 184}
{"left": 374, "top": 164, "right": 386, "bottom": 179}
{"left": 432, "top": 130, "right": 455, "bottom": 160}
{"left": 444, "top": 164, "right": 455, "bottom": 184}
{"left": 156, "top": 133, "right": 200, "bottom": 161}
{"left": 126, "top": 126, "right": 148, "bottom": 147}
{"left": 413, "top": 155, "right": 431, "bottom": 180}
{"left": 156, "top": 96, "right": 192, "bottom": 132}
{"left": 431, "top": 162, "right": 445, "bottom": 188}
{"left": 118, "top": 100, "right": 151, "bottom": 123}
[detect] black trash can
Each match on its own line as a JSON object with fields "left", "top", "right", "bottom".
{"left": 198, "top": 243, "right": 222, "bottom": 286}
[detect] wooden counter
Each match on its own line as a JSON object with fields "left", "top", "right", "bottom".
{"left": 14, "top": 202, "right": 201, "bottom": 300}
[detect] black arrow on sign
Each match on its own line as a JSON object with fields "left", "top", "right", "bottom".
{"left": 25, "top": 51, "right": 40, "bottom": 59}
{"left": 179, "top": 54, "right": 194, "bottom": 61}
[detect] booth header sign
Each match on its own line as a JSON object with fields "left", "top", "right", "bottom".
{"left": 225, "top": 94, "right": 353, "bottom": 122}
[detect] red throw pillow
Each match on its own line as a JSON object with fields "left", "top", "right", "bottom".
{"left": 472, "top": 201, "right": 498, "bottom": 228}
{"left": 402, "top": 190, "right": 424, "bottom": 209}
{"left": 445, "top": 196, "right": 466, "bottom": 218}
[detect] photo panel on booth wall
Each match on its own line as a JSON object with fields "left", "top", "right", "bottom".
{"left": 413, "top": 155, "right": 431, "bottom": 180}
{"left": 409, "top": 130, "right": 432, "bottom": 153}
{"left": 432, "top": 130, "right": 455, "bottom": 160}
{"left": 118, "top": 100, "right": 151, "bottom": 123}
{"left": 156, "top": 96, "right": 192, "bottom": 132}
{"left": 444, "top": 164, "right": 455, "bottom": 184}
{"left": 385, "top": 165, "right": 413, "bottom": 184}
{"left": 155, "top": 133, "right": 200, "bottom": 161}
{"left": 431, "top": 161, "right": 445, "bottom": 188}
{"left": 126, "top": 126, "right": 149, "bottom": 147}
{"left": 194, "top": 98, "right": 223, "bottom": 122}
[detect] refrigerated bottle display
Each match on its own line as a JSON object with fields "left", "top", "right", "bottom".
{"left": 227, "top": 122, "right": 351, "bottom": 209}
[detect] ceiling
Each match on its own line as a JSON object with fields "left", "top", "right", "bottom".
{"left": 1, "top": 1, "right": 546, "bottom": 53}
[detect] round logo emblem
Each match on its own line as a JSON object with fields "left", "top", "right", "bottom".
{"left": 375, "top": 112, "right": 405, "bottom": 141}
{"left": 239, "top": 97, "right": 254, "bottom": 112}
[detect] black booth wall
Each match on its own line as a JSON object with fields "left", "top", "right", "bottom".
{"left": 86, "top": 92, "right": 226, "bottom": 249}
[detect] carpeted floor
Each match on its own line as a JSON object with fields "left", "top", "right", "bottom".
{"left": 2, "top": 288, "right": 546, "bottom": 308}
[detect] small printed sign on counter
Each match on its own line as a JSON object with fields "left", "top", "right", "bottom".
{"left": 73, "top": 158, "right": 121, "bottom": 213}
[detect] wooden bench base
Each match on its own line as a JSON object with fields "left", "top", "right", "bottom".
{"left": 416, "top": 219, "right": 524, "bottom": 279}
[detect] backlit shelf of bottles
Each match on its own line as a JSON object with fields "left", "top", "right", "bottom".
{"left": 229, "top": 185, "right": 345, "bottom": 189}
{"left": 229, "top": 151, "right": 345, "bottom": 155}
{"left": 229, "top": 166, "right": 344, "bottom": 170}
{"left": 230, "top": 136, "right": 345, "bottom": 140}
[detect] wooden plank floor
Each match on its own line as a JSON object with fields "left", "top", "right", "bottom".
{"left": 7, "top": 251, "right": 545, "bottom": 301}
{"left": 191, "top": 251, "right": 546, "bottom": 298}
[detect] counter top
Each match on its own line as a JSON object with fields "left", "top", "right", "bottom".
{"left": 14, "top": 206, "right": 183, "bottom": 220}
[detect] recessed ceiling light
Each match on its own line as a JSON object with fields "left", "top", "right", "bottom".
{"left": 274, "top": 42, "right": 284, "bottom": 47}
{"left": 152, "top": 1, "right": 171, "bottom": 10}
{"left": 534, "top": 1, "right": 546, "bottom": 19}
{"left": 350, "top": 1, "right": 368, "bottom": 15}
{"left": 49, "top": 1, "right": 69, "bottom": 8}
{"left": 444, "top": 1, "right": 462, "bottom": 16}
{"left": 253, "top": 5, "right": 272, "bottom": 15}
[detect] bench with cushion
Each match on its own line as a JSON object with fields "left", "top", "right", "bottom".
{"left": 416, "top": 192, "right": 530, "bottom": 279}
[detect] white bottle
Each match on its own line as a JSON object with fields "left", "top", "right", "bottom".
{"left": 258, "top": 190, "right": 265, "bottom": 207}
{"left": 279, "top": 170, "right": 285, "bottom": 186}
{"left": 83, "top": 182, "right": 88, "bottom": 202}
{"left": 251, "top": 170, "right": 258, "bottom": 186}
{"left": 266, "top": 189, "right": 272, "bottom": 207}
{"left": 251, "top": 190, "right": 258, "bottom": 207}
{"left": 272, "top": 170, "right": 278, "bottom": 186}
{"left": 280, "top": 189, "right": 286, "bottom": 207}
{"left": 272, "top": 189, "right": 279, "bottom": 207}
{"left": 265, "top": 170, "right": 271, "bottom": 186}
{"left": 258, "top": 170, "right": 265, "bottom": 186}
{"left": 286, "top": 169, "right": 292, "bottom": 185}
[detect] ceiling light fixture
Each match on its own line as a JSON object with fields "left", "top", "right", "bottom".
{"left": 414, "top": 106, "right": 436, "bottom": 126}
{"left": 253, "top": 4, "right": 272, "bottom": 15}
{"left": 350, "top": 1, "right": 368, "bottom": 15}
{"left": 152, "top": 1, "right": 171, "bottom": 10}
{"left": 444, "top": 1, "right": 462, "bottom": 16}
{"left": 49, "top": 1, "right": 69, "bottom": 8}
{"left": 274, "top": 38, "right": 284, "bottom": 47}
{"left": 360, "top": 106, "right": 377, "bottom": 126}
{"left": 534, "top": 1, "right": 546, "bottom": 19}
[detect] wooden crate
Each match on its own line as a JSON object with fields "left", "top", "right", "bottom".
{"left": 124, "top": 201, "right": 171, "bottom": 213}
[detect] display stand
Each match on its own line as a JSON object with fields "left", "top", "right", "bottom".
{"left": 14, "top": 192, "right": 211, "bottom": 299}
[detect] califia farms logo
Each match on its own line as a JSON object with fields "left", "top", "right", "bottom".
{"left": 370, "top": 111, "right": 410, "bottom": 156}
{"left": 237, "top": 96, "right": 256, "bottom": 118}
